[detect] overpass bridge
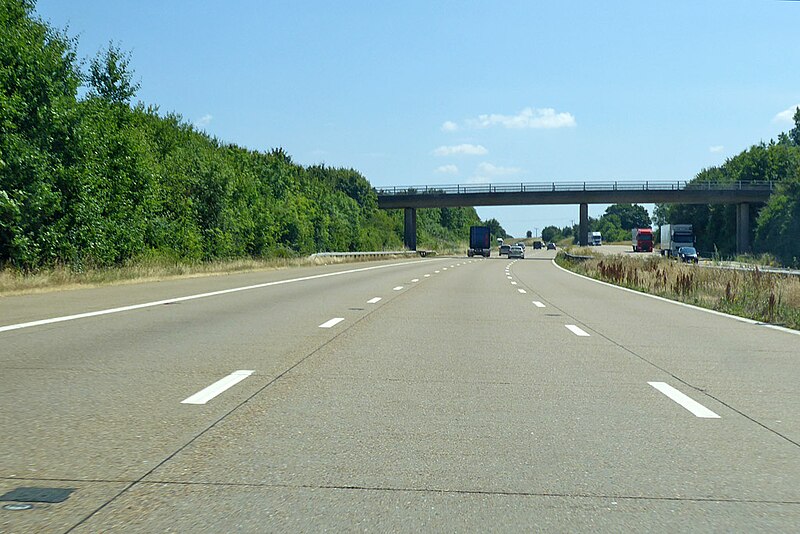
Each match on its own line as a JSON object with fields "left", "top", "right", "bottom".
{"left": 375, "top": 180, "right": 776, "bottom": 252}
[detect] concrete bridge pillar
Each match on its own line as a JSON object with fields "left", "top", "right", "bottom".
{"left": 736, "top": 202, "right": 750, "bottom": 254}
{"left": 404, "top": 207, "right": 417, "bottom": 250}
{"left": 579, "top": 203, "right": 588, "bottom": 246}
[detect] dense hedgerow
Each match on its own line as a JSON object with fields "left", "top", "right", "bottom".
{"left": 0, "top": 0, "right": 486, "bottom": 269}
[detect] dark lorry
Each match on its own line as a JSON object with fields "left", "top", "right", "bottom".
{"left": 467, "top": 226, "right": 491, "bottom": 257}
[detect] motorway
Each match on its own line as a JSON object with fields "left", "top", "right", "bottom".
{"left": 1, "top": 251, "right": 799, "bottom": 532}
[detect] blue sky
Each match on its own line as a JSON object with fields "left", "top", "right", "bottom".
{"left": 35, "top": 0, "right": 800, "bottom": 237}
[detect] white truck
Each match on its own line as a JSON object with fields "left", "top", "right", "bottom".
{"left": 660, "top": 224, "right": 694, "bottom": 257}
{"left": 586, "top": 231, "right": 602, "bottom": 246}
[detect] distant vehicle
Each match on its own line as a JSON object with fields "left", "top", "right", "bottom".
{"left": 678, "top": 246, "right": 699, "bottom": 263}
{"left": 632, "top": 228, "right": 654, "bottom": 252}
{"left": 467, "top": 225, "right": 491, "bottom": 257}
{"left": 587, "top": 231, "right": 602, "bottom": 246}
{"left": 533, "top": 241, "right": 543, "bottom": 250}
{"left": 547, "top": 242, "right": 556, "bottom": 250}
{"left": 517, "top": 241, "right": 525, "bottom": 249}
{"left": 508, "top": 245, "right": 524, "bottom": 259}
{"left": 661, "top": 224, "right": 694, "bottom": 257}
{"left": 499, "top": 244, "right": 511, "bottom": 256}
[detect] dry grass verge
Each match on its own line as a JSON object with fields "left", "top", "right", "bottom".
{"left": 0, "top": 253, "right": 418, "bottom": 297}
{"left": 556, "top": 251, "right": 800, "bottom": 331}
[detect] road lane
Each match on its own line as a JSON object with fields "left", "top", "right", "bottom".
{"left": 2, "top": 253, "right": 799, "bottom": 531}
{"left": 532, "top": 254, "right": 800, "bottom": 445}
{"left": 0, "top": 257, "right": 455, "bottom": 485}
{"left": 68, "top": 255, "right": 800, "bottom": 531}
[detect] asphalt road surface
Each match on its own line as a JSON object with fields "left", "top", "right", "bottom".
{"left": 2, "top": 251, "right": 799, "bottom": 532}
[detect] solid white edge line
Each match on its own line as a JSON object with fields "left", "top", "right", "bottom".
{"left": 533, "top": 301, "right": 546, "bottom": 308}
{"left": 648, "top": 381, "right": 721, "bottom": 418}
{"left": 367, "top": 297, "right": 382, "bottom": 304}
{"left": 181, "top": 370, "right": 254, "bottom": 405}
{"left": 551, "top": 258, "right": 800, "bottom": 337}
{"left": 565, "top": 324, "right": 590, "bottom": 336}
{"left": 0, "top": 258, "right": 442, "bottom": 334}
{"left": 319, "top": 317, "right": 345, "bottom": 328}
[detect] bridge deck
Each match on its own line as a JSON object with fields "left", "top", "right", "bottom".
{"left": 376, "top": 180, "right": 774, "bottom": 208}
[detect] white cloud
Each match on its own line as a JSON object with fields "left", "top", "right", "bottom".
{"left": 709, "top": 145, "right": 724, "bottom": 153}
{"left": 773, "top": 104, "right": 800, "bottom": 124}
{"left": 476, "top": 162, "right": 521, "bottom": 176}
{"left": 441, "top": 120, "right": 459, "bottom": 132}
{"left": 467, "top": 107, "right": 576, "bottom": 129}
{"left": 194, "top": 114, "right": 213, "bottom": 128}
{"left": 435, "top": 164, "right": 459, "bottom": 174}
{"left": 432, "top": 144, "right": 488, "bottom": 156}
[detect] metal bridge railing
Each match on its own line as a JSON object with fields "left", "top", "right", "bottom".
{"left": 375, "top": 180, "right": 776, "bottom": 196}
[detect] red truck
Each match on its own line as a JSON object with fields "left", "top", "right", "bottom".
{"left": 632, "top": 228, "right": 653, "bottom": 252}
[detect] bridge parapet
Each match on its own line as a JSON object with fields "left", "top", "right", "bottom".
{"left": 376, "top": 180, "right": 775, "bottom": 197}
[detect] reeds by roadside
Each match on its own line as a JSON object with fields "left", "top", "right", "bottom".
{"left": 557, "top": 252, "right": 800, "bottom": 330}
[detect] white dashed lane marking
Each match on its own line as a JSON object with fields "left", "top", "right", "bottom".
{"left": 648, "top": 382, "right": 721, "bottom": 419}
{"left": 367, "top": 297, "right": 382, "bottom": 304}
{"left": 517, "top": 288, "right": 526, "bottom": 294}
{"left": 393, "top": 286, "right": 404, "bottom": 291}
{"left": 319, "top": 317, "right": 345, "bottom": 328}
{"left": 533, "top": 301, "right": 546, "bottom": 308}
{"left": 565, "top": 324, "right": 590, "bottom": 336}
{"left": 181, "top": 370, "right": 254, "bottom": 405}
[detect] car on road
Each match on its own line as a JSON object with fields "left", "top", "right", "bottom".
{"left": 508, "top": 245, "right": 524, "bottom": 259}
{"left": 547, "top": 242, "right": 556, "bottom": 250}
{"left": 533, "top": 241, "right": 543, "bottom": 249}
{"left": 678, "top": 246, "right": 699, "bottom": 263}
{"left": 499, "top": 244, "right": 511, "bottom": 256}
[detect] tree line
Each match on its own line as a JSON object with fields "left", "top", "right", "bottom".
{"left": 539, "top": 118, "right": 800, "bottom": 265}
{"left": 655, "top": 112, "right": 800, "bottom": 265}
{"left": 1, "top": 0, "right": 490, "bottom": 270}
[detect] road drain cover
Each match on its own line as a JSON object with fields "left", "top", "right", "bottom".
{"left": 0, "top": 487, "right": 75, "bottom": 503}
{"left": 545, "top": 313, "right": 562, "bottom": 317}
{"left": 348, "top": 307, "right": 365, "bottom": 311}
{"left": 4, "top": 503, "right": 34, "bottom": 511}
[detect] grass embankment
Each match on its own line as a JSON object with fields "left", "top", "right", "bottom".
{"left": 556, "top": 250, "right": 800, "bottom": 331}
{"left": 0, "top": 251, "right": 426, "bottom": 297}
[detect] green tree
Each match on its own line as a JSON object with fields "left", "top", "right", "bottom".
{"left": 483, "top": 218, "right": 510, "bottom": 239}
{"left": 595, "top": 214, "right": 628, "bottom": 242}
{"left": 541, "top": 225, "right": 560, "bottom": 242}
{"left": 755, "top": 173, "right": 800, "bottom": 266}
{"left": 87, "top": 42, "right": 140, "bottom": 104}
{"left": 0, "top": 0, "right": 81, "bottom": 266}
{"left": 790, "top": 107, "right": 800, "bottom": 147}
{"left": 603, "top": 204, "right": 651, "bottom": 230}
